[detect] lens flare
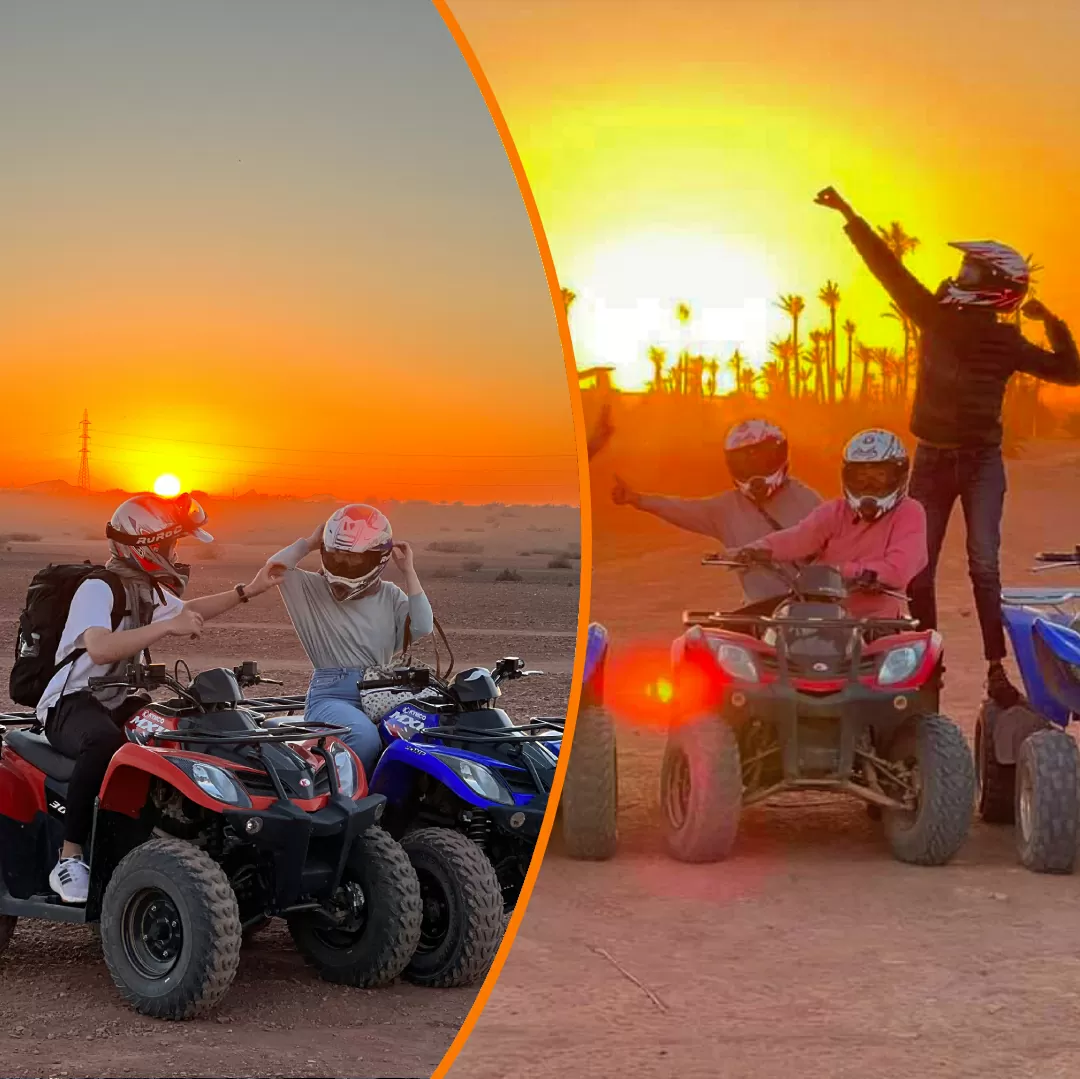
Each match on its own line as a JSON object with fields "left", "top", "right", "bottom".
{"left": 153, "top": 473, "right": 182, "bottom": 498}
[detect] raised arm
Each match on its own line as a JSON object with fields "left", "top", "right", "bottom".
{"left": 393, "top": 541, "right": 433, "bottom": 637}
{"left": 613, "top": 476, "right": 728, "bottom": 540}
{"left": 1015, "top": 300, "right": 1080, "bottom": 385}
{"left": 815, "top": 187, "right": 940, "bottom": 329}
{"left": 268, "top": 523, "right": 324, "bottom": 571}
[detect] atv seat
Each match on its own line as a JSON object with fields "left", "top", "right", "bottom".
{"left": 4, "top": 729, "right": 75, "bottom": 782}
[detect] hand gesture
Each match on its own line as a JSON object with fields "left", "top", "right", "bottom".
{"left": 391, "top": 541, "right": 416, "bottom": 574}
{"left": 611, "top": 474, "right": 639, "bottom": 507}
{"left": 247, "top": 561, "right": 286, "bottom": 597}
{"left": 1022, "top": 298, "right": 1051, "bottom": 321}
{"left": 814, "top": 186, "right": 854, "bottom": 219}
{"left": 165, "top": 607, "right": 204, "bottom": 638}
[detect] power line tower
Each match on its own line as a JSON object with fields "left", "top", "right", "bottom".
{"left": 76, "top": 410, "right": 91, "bottom": 492}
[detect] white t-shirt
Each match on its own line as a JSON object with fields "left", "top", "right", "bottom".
{"left": 36, "top": 578, "right": 185, "bottom": 720}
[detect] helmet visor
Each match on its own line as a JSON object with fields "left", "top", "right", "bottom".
{"left": 843, "top": 460, "right": 906, "bottom": 499}
{"left": 321, "top": 545, "right": 391, "bottom": 581}
{"left": 727, "top": 440, "right": 787, "bottom": 483}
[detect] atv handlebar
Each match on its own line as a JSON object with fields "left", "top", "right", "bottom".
{"left": 702, "top": 553, "right": 909, "bottom": 601}
{"left": 1033, "top": 548, "right": 1080, "bottom": 572}
{"left": 357, "top": 657, "right": 544, "bottom": 698}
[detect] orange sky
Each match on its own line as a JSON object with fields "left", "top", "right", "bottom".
{"left": 451, "top": 0, "right": 1080, "bottom": 393}
{"left": 0, "top": 3, "right": 576, "bottom": 503}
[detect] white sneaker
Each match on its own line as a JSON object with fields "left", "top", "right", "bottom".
{"left": 49, "top": 857, "right": 89, "bottom": 904}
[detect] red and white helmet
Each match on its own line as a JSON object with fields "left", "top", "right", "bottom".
{"left": 842, "top": 429, "right": 910, "bottom": 522}
{"left": 941, "top": 241, "right": 1030, "bottom": 312}
{"left": 724, "top": 419, "right": 789, "bottom": 503}
{"left": 106, "top": 492, "right": 213, "bottom": 593}
{"left": 320, "top": 504, "right": 394, "bottom": 600}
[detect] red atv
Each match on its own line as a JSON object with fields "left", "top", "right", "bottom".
{"left": 0, "top": 660, "right": 422, "bottom": 1019}
{"left": 661, "top": 555, "right": 974, "bottom": 866}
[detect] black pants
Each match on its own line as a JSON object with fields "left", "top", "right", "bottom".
{"left": 907, "top": 443, "right": 1007, "bottom": 661}
{"left": 44, "top": 692, "right": 126, "bottom": 847}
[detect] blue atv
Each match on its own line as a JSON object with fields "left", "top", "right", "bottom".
{"left": 977, "top": 547, "right": 1080, "bottom": 873}
{"left": 358, "top": 657, "right": 562, "bottom": 985}
{"left": 559, "top": 623, "right": 618, "bottom": 860}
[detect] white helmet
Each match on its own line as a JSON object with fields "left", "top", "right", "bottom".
{"left": 939, "top": 241, "right": 1030, "bottom": 312}
{"left": 724, "top": 419, "right": 789, "bottom": 503}
{"left": 105, "top": 492, "right": 213, "bottom": 594}
{"left": 842, "top": 429, "right": 910, "bottom": 522}
{"left": 320, "top": 504, "right": 394, "bottom": 600}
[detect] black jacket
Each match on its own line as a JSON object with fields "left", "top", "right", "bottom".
{"left": 845, "top": 217, "right": 1080, "bottom": 447}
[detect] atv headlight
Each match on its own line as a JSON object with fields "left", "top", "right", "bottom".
{"left": 878, "top": 642, "right": 927, "bottom": 686}
{"left": 713, "top": 643, "right": 760, "bottom": 684}
{"left": 431, "top": 752, "right": 515, "bottom": 805}
{"left": 331, "top": 745, "right": 359, "bottom": 797}
{"left": 167, "top": 757, "right": 252, "bottom": 808}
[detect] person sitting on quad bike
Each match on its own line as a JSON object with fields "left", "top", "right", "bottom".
{"left": 732, "top": 429, "right": 927, "bottom": 623}
{"left": 37, "top": 492, "right": 283, "bottom": 903}
{"left": 265, "top": 504, "right": 433, "bottom": 778}
{"left": 613, "top": 419, "right": 822, "bottom": 615}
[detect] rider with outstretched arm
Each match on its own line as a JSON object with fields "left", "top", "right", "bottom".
{"left": 613, "top": 419, "right": 822, "bottom": 613}
{"left": 732, "top": 430, "right": 928, "bottom": 621}
{"left": 816, "top": 186, "right": 1080, "bottom": 704}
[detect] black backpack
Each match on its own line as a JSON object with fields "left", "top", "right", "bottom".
{"left": 9, "top": 563, "right": 129, "bottom": 708}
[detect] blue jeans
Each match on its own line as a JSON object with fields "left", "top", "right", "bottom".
{"left": 907, "top": 443, "right": 1007, "bottom": 661}
{"left": 303, "top": 667, "right": 383, "bottom": 778}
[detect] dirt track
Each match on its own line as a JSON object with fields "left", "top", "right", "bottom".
{"left": 0, "top": 529, "right": 577, "bottom": 1079}
{"left": 451, "top": 446, "right": 1080, "bottom": 1079}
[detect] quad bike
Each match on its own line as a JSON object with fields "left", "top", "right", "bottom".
{"left": 252, "top": 656, "right": 562, "bottom": 988}
{"left": 976, "top": 547, "right": 1080, "bottom": 873}
{"left": 0, "top": 660, "right": 422, "bottom": 1019}
{"left": 560, "top": 622, "right": 618, "bottom": 860}
{"left": 659, "top": 554, "right": 975, "bottom": 866}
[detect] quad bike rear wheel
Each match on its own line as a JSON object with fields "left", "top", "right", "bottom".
{"left": 99, "top": 838, "right": 242, "bottom": 1020}
{"left": 288, "top": 826, "right": 422, "bottom": 987}
{"left": 660, "top": 716, "right": 741, "bottom": 863}
{"left": 561, "top": 705, "right": 618, "bottom": 860}
{"left": 975, "top": 702, "right": 1016, "bottom": 824}
{"left": 883, "top": 715, "right": 975, "bottom": 866}
{"left": 400, "top": 827, "right": 503, "bottom": 988}
{"left": 1015, "top": 728, "right": 1080, "bottom": 874}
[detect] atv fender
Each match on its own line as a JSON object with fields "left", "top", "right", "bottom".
{"left": 368, "top": 739, "right": 503, "bottom": 809}
{"left": 583, "top": 623, "right": 609, "bottom": 700}
{"left": 985, "top": 701, "right": 1047, "bottom": 766}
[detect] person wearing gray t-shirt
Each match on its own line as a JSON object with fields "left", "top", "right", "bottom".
{"left": 266, "top": 504, "right": 433, "bottom": 776}
{"left": 613, "top": 419, "right": 822, "bottom": 608}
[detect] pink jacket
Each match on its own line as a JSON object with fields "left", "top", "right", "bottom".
{"left": 749, "top": 497, "right": 929, "bottom": 620}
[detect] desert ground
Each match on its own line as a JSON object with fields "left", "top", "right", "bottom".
{"left": 451, "top": 442, "right": 1080, "bottom": 1079}
{"left": 0, "top": 491, "right": 579, "bottom": 1079}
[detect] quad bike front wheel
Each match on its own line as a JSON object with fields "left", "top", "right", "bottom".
{"left": 975, "top": 701, "right": 1016, "bottom": 824}
{"left": 288, "top": 826, "right": 422, "bottom": 987}
{"left": 883, "top": 715, "right": 975, "bottom": 866}
{"left": 400, "top": 827, "right": 503, "bottom": 988}
{"left": 561, "top": 705, "right": 618, "bottom": 860}
{"left": 660, "top": 716, "right": 742, "bottom": 863}
{"left": 1015, "top": 728, "right": 1080, "bottom": 874}
{"left": 99, "top": 838, "right": 242, "bottom": 1020}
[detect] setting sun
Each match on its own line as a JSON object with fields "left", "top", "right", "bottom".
{"left": 153, "top": 473, "right": 182, "bottom": 498}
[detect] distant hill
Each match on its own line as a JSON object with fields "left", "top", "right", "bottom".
{"left": 18, "top": 479, "right": 82, "bottom": 495}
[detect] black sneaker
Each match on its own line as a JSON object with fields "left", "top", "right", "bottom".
{"left": 987, "top": 662, "right": 1021, "bottom": 709}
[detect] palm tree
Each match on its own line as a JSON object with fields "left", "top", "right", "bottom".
{"left": 855, "top": 341, "right": 875, "bottom": 401}
{"left": 706, "top": 357, "right": 720, "bottom": 397}
{"left": 878, "top": 347, "right": 903, "bottom": 402}
{"left": 818, "top": 281, "right": 841, "bottom": 404}
{"left": 760, "top": 360, "right": 786, "bottom": 398}
{"left": 768, "top": 335, "right": 796, "bottom": 400}
{"left": 775, "top": 294, "right": 805, "bottom": 397}
{"left": 876, "top": 222, "right": 920, "bottom": 262}
{"left": 728, "top": 349, "right": 746, "bottom": 394}
{"left": 647, "top": 345, "right": 667, "bottom": 394}
{"left": 842, "top": 318, "right": 857, "bottom": 400}
{"left": 674, "top": 301, "right": 692, "bottom": 395}
{"left": 688, "top": 354, "right": 705, "bottom": 397}
{"left": 561, "top": 287, "right": 576, "bottom": 314}
{"left": 882, "top": 303, "right": 915, "bottom": 399}
{"left": 738, "top": 366, "right": 758, "bottom": 396}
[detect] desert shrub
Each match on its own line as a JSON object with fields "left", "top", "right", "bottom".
{"left": 547, "top": 556, "right": 573, "bottom": 569}
{"left": 495, "top": 568, "right": 523, "bottom": 582}
{"left": 427, "top": 540, "right": 483, "bottom": 554}
{"left": 0, "top": 532, "right": 42, "bottom": 543}
{"left": 464, "top": 527, "right": 484, "bottom": 533}
{"left": 527, "top": 525, "right": 559, "bottom": 533}
{"left": 430, "top": 565, "right": 459, "bottom": 579}
{"left": 463, "top": 559, "right": 484, "bottom": 573}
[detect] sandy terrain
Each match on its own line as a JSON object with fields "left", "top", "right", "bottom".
{"left": 451, "top": 442, "right": 1080, "bottom": 1079}
{"left": 0, "top": 494, "right": 579, "bottom": 1079}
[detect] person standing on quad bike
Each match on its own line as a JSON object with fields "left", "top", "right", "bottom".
{"left": 733, "top": 429, "right": 928, "bottom": 622}
{"left": 265, "top": 504, "right": 434, "bottom": 777}
{"left": 39, "top": 492, "right": 283, "bottom": 903}
{"left": 612, "top": 419, "right": 822, "bottom": 614}
{"left": 816, "top": 186, "right": 1080, "bottom": 704}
